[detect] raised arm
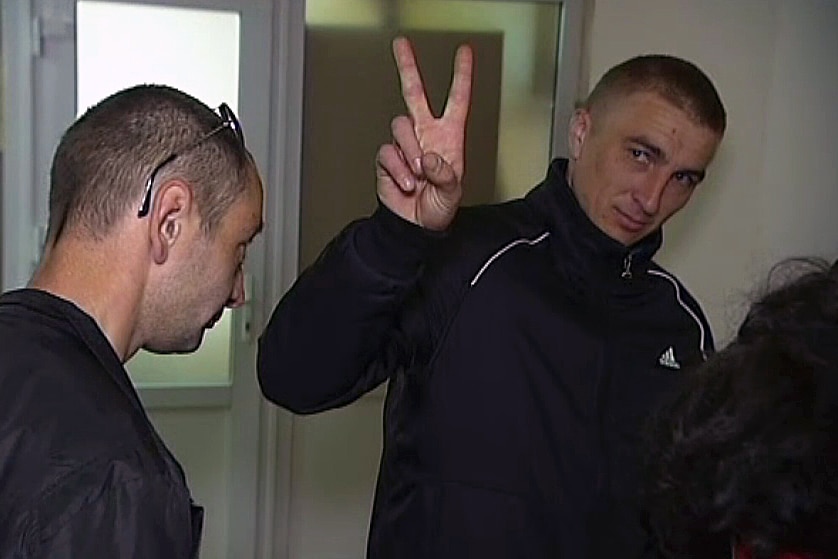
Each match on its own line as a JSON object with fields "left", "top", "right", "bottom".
{"left": 257, "top": 37, "right": 474, "bottom": 414}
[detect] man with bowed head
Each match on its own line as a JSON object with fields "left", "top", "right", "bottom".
{"left": 259, "top": 36, "right": 726, "bottom": 558}
{"left": 0, "top": 85, "right": 263, "bottom": 557}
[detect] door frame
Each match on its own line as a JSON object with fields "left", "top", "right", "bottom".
{"left": 253, "top": 0, "right": 304, "bottom": 556}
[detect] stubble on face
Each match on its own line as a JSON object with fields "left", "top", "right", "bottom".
{"left": 141, "top": 175, "right": 264, "bottom": 356}
{"left": 568, "top": 91, "right": 721, "bottom": 246}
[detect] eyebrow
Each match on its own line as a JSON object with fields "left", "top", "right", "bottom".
{"left": 628, "top": 135, "right": 664, "bottom": 160}
{"left": 628, "top": 135, "right": 706, "bottom": 182}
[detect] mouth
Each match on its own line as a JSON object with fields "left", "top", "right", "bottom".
{"left": 614, "top": 208, "right": 650, "bottom": 233}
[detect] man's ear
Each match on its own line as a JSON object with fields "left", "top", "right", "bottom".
{"left": 567, "top": 108, "right": 591, "bottom": 161}
{"left": 148, "top": 179, "right": 193, "bottom": 265}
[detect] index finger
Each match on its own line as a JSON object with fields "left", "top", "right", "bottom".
{"left": 442, "top": 43, "right": 473, "bottom": 124}
{"left": 392, "top": 37, "right": 433, "bottom": 123}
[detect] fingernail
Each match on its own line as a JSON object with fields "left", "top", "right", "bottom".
{"left": 413, "top": 158, "right": 422, "bottom": 174}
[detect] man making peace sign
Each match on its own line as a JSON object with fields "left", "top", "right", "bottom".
{"left": 259, "top": 36, "right": 726, "bottom": 559}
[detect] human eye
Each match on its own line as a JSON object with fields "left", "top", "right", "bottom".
{"left": 673, "top": 171, "right": 698, "bottom": 188}
{"left": 629, "top": 148, "right": 651, "bottom": 164}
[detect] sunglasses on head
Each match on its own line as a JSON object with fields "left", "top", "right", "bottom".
{"left": 137, "top": 102, "right": 245, "bottom": 218}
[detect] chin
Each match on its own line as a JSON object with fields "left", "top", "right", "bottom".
{"left": 602, "top": 227, "right": 634, "bottom": 247}
{"left": 146, "top": 333, "right": 204, "bottom": 355}
{"left": 182, "top": 332, "right": 205, "bottom": 353}
{"left": 612, "top": 226, "right": 649, "bottom": 247}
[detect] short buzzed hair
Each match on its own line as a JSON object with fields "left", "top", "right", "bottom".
{"left": 47, "top": 85, "right": 253, "bottom": 242}
{"left": 584, "top": 54, "right": 726, "bottom": 135}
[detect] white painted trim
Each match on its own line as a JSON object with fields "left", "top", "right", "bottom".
{"left": 552, "top": 0, "right": 586, "bottom": 158}
{"left": 1, "top": 0, "right": 36, "bottom": 290}
{"left": 253, "top": 1, "right": 305, "bottom": 558}
{"left": 226, "top": 2, "right": 275, "bottom": 558}
{"left": 91, "top": 0, "right": 251, "bottom": 9}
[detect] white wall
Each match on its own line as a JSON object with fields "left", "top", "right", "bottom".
{"left": 757, "top": 3, "right": 838, "bottom": 270}
{"left": 586, "top": 0, "right": 838, "bottom": 344}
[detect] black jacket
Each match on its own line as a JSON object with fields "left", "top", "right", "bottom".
{"left": 258, "top": 158, "right": 713, "bottom": 558}
{"left": 0, "top": 289, "right": 203, "bottom": 558}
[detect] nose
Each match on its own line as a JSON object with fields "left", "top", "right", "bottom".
{"left": 226, "top": 269, "right": 246, "bottom": 309}
{"left": 634, "top": 172, "right": 669, "bottom": 216}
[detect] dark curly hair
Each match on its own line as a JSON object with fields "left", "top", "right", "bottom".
{"left": 644, "top": 258, "right": 838, "bottom": 559}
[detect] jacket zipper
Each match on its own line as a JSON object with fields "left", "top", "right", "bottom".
{"left": 621, "top": 253, "right": 633, "bottom": 279}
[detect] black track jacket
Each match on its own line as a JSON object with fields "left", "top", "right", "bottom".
{"left": 258, "top": 158, "right": 713, "bottom": 558}
{"left": 0, "top": 289, "right": 203, "bottom": 558}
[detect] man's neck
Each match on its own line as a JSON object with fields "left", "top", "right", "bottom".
{"left": 29, "top": 232, "right": 145, "bottom": 362}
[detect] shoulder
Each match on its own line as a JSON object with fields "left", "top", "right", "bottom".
{"left": 0, "top": 342, "right": 174, "bottom": 538}
{"left": 432, "top": 197, "right": 549, "bottom": 275}
{"left": 646, "top": 263, "right": 708, "bottom": 317}
{"left": 0, "top": 445, "right": 191, "bottom": 556}
{"left": 454, "top": 197, "right": 545, "bottom": 244}
{"left": 645, "top": 262, "right": 715, "bottom": 355}
{"left": 398, "top": 198, "right": 550, "bottom": 344}
{"left": 0, "top": 330, "right": 145, "bottom": 451}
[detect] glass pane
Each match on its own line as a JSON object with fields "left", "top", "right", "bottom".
{"left": 76, "top": 1, "right": 241, "bottom": 387}
{"left": 300, "top": 0, "right": 560, "bottom": 268}
{"left": 77, "top": 1, "right": 240, "bottom": 115}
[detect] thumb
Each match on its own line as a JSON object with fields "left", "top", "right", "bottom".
{"left": 421, "top": 152, "right": 458, "bottom": 193}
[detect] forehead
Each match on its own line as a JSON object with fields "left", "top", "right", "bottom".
{"left": 220, "top": 175, "right": 263, "bottom": 238}
{"left": 596, "top": 91, "right": 721, "bottom": 164}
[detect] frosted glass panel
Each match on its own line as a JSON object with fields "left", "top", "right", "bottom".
{"left": 77, "top": 1, "right": 240, "bottom": 114}
{"left": 306, "top": 0, "right": 384, "bottom": 27}
{"left": 127, "top": 312, "right": 233, "bottom": 386}
{"left": 76, "top": 1, "right": 241, "bottom": 387}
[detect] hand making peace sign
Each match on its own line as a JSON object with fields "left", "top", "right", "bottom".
{"left": 376, "top": 36, "right": 474, "bottom": 232}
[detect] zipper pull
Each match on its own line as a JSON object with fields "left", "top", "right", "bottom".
{"left": 621, "top": 253, "right": 633, "bottom": 279}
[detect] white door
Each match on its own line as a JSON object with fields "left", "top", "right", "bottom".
{"left": 1, "top": 1, "right": 282, "bottom": 557}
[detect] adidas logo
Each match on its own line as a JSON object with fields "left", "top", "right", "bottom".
{"left": 658, "top": 346, "right": 681, "bottom": 370}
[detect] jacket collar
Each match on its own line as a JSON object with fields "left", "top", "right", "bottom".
{"left": 0, "top": 288, "right": 192, "bottom": 487}
{"left": 0, "top": 288, "right": 144, "bottom": 413}
{"left": 524, "top": 158, "right": 662, "bottom": 280}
